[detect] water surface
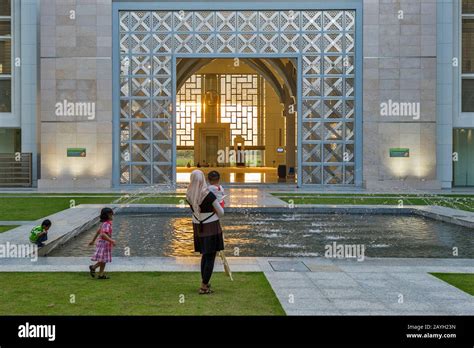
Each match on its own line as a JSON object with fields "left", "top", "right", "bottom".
{"left": 49, "top": 213, "right": 474, "bottom": 258}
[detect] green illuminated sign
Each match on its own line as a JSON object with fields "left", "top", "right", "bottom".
{"left": 390, "top": 148, "right": 409, "bottom": 158}
{"left": 67, "top": 148, "right": 86, "bottom": 157}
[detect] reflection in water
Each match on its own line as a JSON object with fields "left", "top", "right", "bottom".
{"left": 50, "top": 213, "right": 474, "bottom": 258}
{"left": 168, "top": 217, "right": 197, "bottom": 256}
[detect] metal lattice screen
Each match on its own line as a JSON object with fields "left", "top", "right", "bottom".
{"left": 176, "top": 73, "right": 262, "bottom": 148}
{"left": 118, "top": 10, "right": 356, "bottom": 185}
{"left": 176, "top": 75, "right": 202, "bottom": 147}
{"left": 220, "top": 74, "right": 262, "bottom": 147}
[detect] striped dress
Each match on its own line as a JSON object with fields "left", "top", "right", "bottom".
{"left": 91, "top": 221, "right": 113, "bottom": 263}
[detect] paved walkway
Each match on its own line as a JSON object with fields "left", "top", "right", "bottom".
{"left": 0, "top": 221, "right": 34, "bottom": 226}
{"left": 259, "top": 258, "right": 474, "bottom": 316}
{"left": 0, "top": 256, "right": 472, "bottom": 316}
{"left": 226, "top": 188, "right": 287, "bottom": 207}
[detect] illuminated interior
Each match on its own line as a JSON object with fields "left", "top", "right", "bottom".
{"left": 176, "top": 58, "right": 297, "bottom": 184}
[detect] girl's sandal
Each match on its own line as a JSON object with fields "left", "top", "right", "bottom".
{"left": 89, "top": 266, "right": 96, "bottom": 278}
{"left": 98, "top": 274, "right": 110, "bottom": 280}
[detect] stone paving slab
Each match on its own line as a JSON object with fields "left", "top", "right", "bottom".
{"left": 0, "top": 257, "right": 261, "bottom": 273}
{"left": 269, "top": 260, "right": 311, "bottom": 272}
{"left": 261, "top": 257, "right": 474, "bottom": 316}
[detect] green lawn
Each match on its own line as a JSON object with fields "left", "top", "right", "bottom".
{"left": 0, "top": 195, "right": 184, "bottom": 221}
{"left": 0, "top": 272, "right": 285, "bottom": 316}
{"left": 272, "top": 193, "right": 474, "bottom": 212}
{"left": 431, "top": 273, "right": 474, "bottom": 296}
{"left": 0, "top": 225, "right": 19, "bottom": 233}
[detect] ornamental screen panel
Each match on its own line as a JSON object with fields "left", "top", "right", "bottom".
{"left": 176, "top": 74, "right": 202, "bottom": 147}
{"left": 118, "top": 9, "right": 356, "bottom": 185}
{"left": 220, "top": 74, "right": 263, "bottom": 147}
{"left": 176, "top": 74, "right": 263, "bottom": 148}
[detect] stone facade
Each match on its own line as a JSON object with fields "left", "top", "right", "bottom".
{"left": 36, "top": 0, "right": 444, "bottom": 189}
{"left": 39, "top": 0, "right": 113, "bottom": 188}
{"left": 362, "top": 0, "right": 439, "bottom": 190}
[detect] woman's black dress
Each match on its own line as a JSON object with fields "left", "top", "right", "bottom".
{"left": 191, "top": 192, "right": 224, "bottom": 254}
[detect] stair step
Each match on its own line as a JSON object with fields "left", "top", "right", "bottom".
{"left": 0, "top": 153, "right": 33, "bottom": 187}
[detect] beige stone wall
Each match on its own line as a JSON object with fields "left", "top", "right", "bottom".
{"left": 362, "top": 0, "right": 439, "bottom": 189}
{"left": 39, "top": 0, "right": 112, "bottom": 188}
{"left": 37, "top": 2, "right": 440, "bottom": 189}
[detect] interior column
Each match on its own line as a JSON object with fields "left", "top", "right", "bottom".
{"left": 286, "top": 113, "right": 296, "bottom": 177}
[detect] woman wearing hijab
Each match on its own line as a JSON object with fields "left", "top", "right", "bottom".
{"left": 186, "top": 170, "right": 225, "bottom": 295}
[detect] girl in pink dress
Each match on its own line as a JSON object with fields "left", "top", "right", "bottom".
{"left": 89, "top": 208, "right": 116, "bottom": 279}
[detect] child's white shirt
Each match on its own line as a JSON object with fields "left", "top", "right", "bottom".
{"left": 208, "top": 184, "right": 225, "bottom": 203}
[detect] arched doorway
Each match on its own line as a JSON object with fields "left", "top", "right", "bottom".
{"left": 175, "top": 58, "right": 297, "bottom": 184}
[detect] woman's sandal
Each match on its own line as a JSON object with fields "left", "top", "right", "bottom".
{"left": 198, "top": 284, "right": 214, "bottom": 295}
{"left": 89, "top": 265, "right": 96, "bottom": 278}
{"left": 199, "top": 287, "right": 212, "bottom": 295}
{"left": 98, "top": 274, "right": 110, "bottom": 280}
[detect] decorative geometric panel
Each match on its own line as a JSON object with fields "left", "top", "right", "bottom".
{"left": 119, "top": 9, "right": 356, "bottom": 185}
{"left": 195, "top": 34, "right": 216, "bottom": 53}
{"left": 237, "top": 33, "right": 258, "bottom": 53}
{"left": 176, "top": 75, "right": 203, "bottom": 147}
{"left": 237, "top": 12, "right": 258, "bottom": 32}
{"left": 259, "top": 11, "right": 279, "bottom": 31}
{"left": 323, "top": 11, "right": 344, "bottom": 31}
{"left": 152, "top": 12, "right": 173, "bottom": 32}
{"left": 119, "top": 9, "right": 355, "bottom": 56}
{"left": 176, "top": 74, "right": 262, "bottom": 148}
{"left": 130, "top": 12, "right": 152, "bottom": 32}
{"left": 131, "top": 165, "right": 152, "bottom": 185}
{"left": 301, "top": 9, "right": 356, "bottom": 185}
{"left": 220, "top": 74, "right": 262, "bottom": 146}
{"left": 216, "top": 11, "right": 237, "bottom": 32}
{"left": 302, "top": 11, "right": 322, "bottom": 31}
{"left": 303, "top": 143, "right": 322, "bottom": 163}
{"left": 280, "top": 11, "right": 300, "bottom": 31}
{"left": 131, "top": 121, "right": 152, "bottom": 141}
{"left": 195, "top": 11, "right": 215, "bottom": 32}
{"left": 280, "top": 33, "right": 300, "bottom": 52}
{"left": 302, "top": 99, "right": 323, "bottom": 120}
{"left": 302, "top": 166, "right": 322, "bottom": 185}
{"left": 303, "top": 121, "right": 323, "bottom": 141}
{"left": 153, "top": 55, "right": 172, "bottom": 75}
{"left": 323, "top": 166, "right": 343, "bottom": 185}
